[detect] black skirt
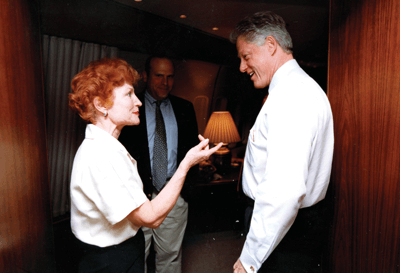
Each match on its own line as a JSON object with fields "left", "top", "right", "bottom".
{"left": 77, "top": 228, "right": 145, "bottom": 273}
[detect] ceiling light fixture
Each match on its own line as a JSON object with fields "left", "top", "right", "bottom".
{"left": 134, "top": 0, "right": 142, "bottom": 2}
{"left": 180, "top": 15, "right": 187, "bottom": 18}
{"left": 212, "top": 27, "right": 219, "bottom": 31}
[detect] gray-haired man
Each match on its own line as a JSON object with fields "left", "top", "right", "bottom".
{"left": 231, "top": 11, "right": 334, "bottom": 273}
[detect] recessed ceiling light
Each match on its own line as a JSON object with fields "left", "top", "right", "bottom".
{"left": 134, "top": 0, "right": 142, "bottom": 2}
{"left": 180, "top": 15, "right": 187, "bottom": 18}
{"left": 212, "top": 27, "right": 219, "bottom": 31}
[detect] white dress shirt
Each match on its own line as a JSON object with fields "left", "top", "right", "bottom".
{"left": 70, "top": 124, "right": 148, "bottom": 247}
{"left": 240, "top": 59, "right": 334, "bottom": 272}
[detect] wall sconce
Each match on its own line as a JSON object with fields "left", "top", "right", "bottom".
{"left": 203, "top": 111, "right": 241, "bottom": 171}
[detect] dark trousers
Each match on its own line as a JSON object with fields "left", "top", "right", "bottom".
{"left": 77, "top": 228, "right": 145, "bottom": 273}
{"left": 245, "top": 199, "right": 328, "bottom": 273}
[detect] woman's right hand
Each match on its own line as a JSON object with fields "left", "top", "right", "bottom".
{"left": 181, "top": 135, "right": 223, "bottom": 171}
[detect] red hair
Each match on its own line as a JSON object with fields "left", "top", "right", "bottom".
{"left": 69, "top": 58, "right": 141, "bottom": 123}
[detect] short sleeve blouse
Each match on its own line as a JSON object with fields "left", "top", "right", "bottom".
{"left": 70, "top": 124, "right": 147, "bottom": 247}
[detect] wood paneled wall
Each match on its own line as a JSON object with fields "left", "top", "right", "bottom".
{"left": 327, "top": 0, "right": 400, "bottom": 272}
{"left": 0, "top": 0, "right": 55, "bottom": 272}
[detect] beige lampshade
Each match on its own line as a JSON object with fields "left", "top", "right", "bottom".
{"left": 203, "top": 111, "right": 241, "bottom": 144}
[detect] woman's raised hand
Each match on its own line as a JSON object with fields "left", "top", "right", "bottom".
{"left": 182, "top": 135, "right": 223, "bottom": 170}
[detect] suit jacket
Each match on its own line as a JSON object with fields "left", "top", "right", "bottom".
{"left": 119, "top": 92, "right": 199, "bottom": 202}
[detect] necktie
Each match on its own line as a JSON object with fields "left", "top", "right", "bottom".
{"left": 152, "top": 101, "right": 168, "bottom": 191}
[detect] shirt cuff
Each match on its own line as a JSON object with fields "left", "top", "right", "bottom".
{"left": 240, "top": 245, "right": 261, "bottom": 272}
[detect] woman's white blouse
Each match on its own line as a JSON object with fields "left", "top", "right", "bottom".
{"left": 70, "top": 124, "right": 147, "bottom": 247}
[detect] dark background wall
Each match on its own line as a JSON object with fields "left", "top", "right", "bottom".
{"left": 39, "top": 0, "right": 238, "bottom": 65}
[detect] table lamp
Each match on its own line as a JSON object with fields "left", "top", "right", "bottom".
{"left": 203, "top": 111, "right": 241, "bottom": 171}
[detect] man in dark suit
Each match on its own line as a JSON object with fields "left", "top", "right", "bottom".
{"left": 119, "top": 56, "right": 198, "bottom": 273}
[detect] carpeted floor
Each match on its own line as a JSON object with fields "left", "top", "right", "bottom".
{"left": 182, "top": 230, "right": 245, "bottom": 273}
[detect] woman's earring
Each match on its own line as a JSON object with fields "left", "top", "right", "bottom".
{"left": 103, "top": 111, "right": 108, "bottom": 117}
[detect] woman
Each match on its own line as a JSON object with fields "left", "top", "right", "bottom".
{"left": 68, "top": 58, "right": 221, "bottom": 272}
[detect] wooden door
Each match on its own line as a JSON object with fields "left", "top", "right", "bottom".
{"left": 327, "top": 0, "right": 400, "bottom": 272}
{"left": 0, "top": 0, "right": 55, "bottom": 271}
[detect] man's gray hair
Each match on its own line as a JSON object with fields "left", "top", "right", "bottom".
{"left": 230, "top": 11, "right": 293, "bottom": 54}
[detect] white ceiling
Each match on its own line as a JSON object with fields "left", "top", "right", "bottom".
{"left": 113, "top": 0, "right": 330, "bottom": 64}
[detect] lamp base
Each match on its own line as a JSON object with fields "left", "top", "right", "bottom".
{"left": 213, "top": 145, "right": 231, "bottom": 174}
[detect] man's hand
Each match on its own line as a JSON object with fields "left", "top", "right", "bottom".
{"left": 233, "top": 258, "right": 248, "bottom": 273}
